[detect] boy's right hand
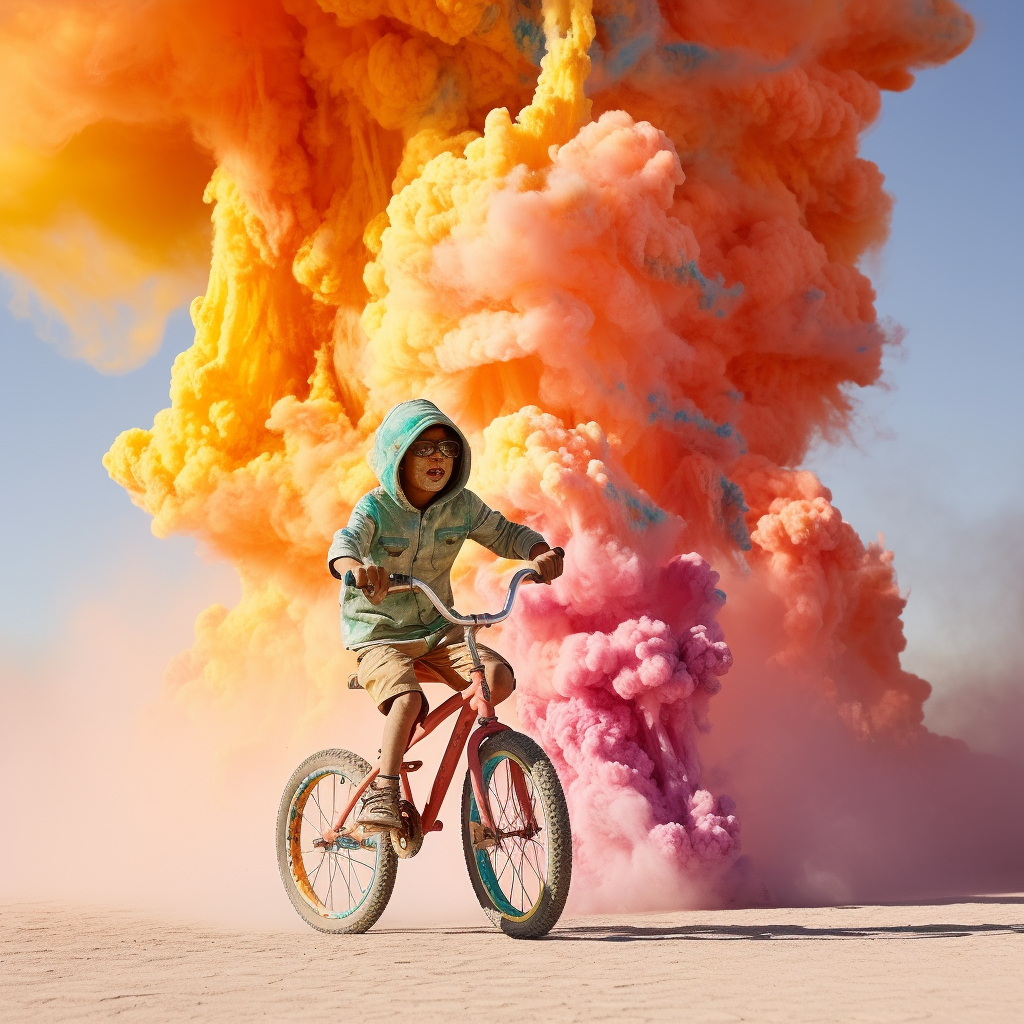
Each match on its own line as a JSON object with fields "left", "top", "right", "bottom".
{"left": 354, "top": 564, "right": 390, "bottom": 604}
{"left": 350, "top": 565, "right": 389, "bottom": 602}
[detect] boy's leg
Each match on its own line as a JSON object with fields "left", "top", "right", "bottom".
{"left": 380, "top": 692, "right": 423, "bottom": 776}
{"left": 355, "top": 644, "right": 427, "bottom": 831}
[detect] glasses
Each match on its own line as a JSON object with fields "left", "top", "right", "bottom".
{"left": 407, "top": 439, "right": 461, "bottom": 460}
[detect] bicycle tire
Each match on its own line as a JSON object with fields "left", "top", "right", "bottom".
{"left": 277, "top": 748, "right": 397, "bottom": 934}
{"left": 461, "top": 730, "right": 572, "bottom": 939}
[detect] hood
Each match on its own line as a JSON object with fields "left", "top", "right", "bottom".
{"left": 368, "top": 399, "right": 471, "bottom": 510}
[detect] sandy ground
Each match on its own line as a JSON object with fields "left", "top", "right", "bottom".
{"left": 2, "top": 897, "right": 1022, "bottom": 1023}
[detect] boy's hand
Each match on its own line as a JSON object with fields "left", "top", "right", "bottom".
{"left": 528, "top": 544, "right": 563, "bottom": 585}
{"left": 354, "top": 564, "right": 390, "bottom": 604}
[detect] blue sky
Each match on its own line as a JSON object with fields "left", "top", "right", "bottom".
{"left": 1, "top": 0, "right": 1020, "bottom": 719}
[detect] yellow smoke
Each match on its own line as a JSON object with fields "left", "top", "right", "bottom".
{"left": 0, "top": 0, "right": 973, "bottom": 745}
{"left": 94, "top": 1, "right": 595, "bottom": 724}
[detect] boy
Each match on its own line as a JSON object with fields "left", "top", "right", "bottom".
{"left": 328, "top": 399, "right": 563, "bottom": 831}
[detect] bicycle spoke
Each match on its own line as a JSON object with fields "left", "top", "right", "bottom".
{"left": 519, "top": 840, "right": 545, "bottom": 889}
{"left": 491, "top": 781, "right": 513, "bottom": 834}
{"left": 325, "top": 850, "right": 337, "bottom": 910}
{"left": 493, "top": 763, "right": 515, "bottom": 828}
{"left": 504, "top": 844, "right": 531, "bottom": 908}
{"left": 495, "top": 844, "right": 516, "bottom": 909}
{"left": 336, "top": 854, "right": 356, "bottom": 908}
{"left": 334, "top": 781, "right": 356, "bottom": 822}
{"left": 493, "top": 762, "right": 511, "bottom": 824}
{"left": 520, "top": 844, "right": 542, "bottom": 903}
{"left": 302, "top": 811, "right": 326, "bottom": 836}
{"left": 354, "top": 853, "right": 372, "bottom": 893}
{"left": 343, "top": 856, "right": 356, "bottom": 905}
{"left": 308, "top": 848, "right": 327, "bottom": 889}
{"left": 501, "top": 772, "right": 519, "bottom": 830}
{"left": 311, "top": 787, "right": 330, "bottom": 830}
{"left": 525, "top": 837, "right": 546, "bottom": 884}
{"left": 345, "top": 856, "right": 376, "bottom": 872}
{"left": 492, "top": 843, "right": 512, "bottom": 881}
{"left": 509, "top": 839, "right": 536, "bottom": 888}
{"left": 508, "top": 845, "right": 527, "bottom": 912}
{"left": 493, "top": 843, "right": 524, "bottom": 903}
{"left": 349, "top": 855, "right": 364, "bottom": 902}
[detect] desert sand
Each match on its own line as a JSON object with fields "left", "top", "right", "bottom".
{"left": 3, "top": 896, "right": 1022, "bottom": 1023}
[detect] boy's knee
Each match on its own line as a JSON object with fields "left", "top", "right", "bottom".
{"left": 489, "top": 664, "right": 515, "bottom": 704}
{"left": 385, "top": 690, "right": 424, "bottom": 718}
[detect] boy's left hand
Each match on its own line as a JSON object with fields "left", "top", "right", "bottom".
{"left": 529, "top": 545, "right": 563, "bottom": 584}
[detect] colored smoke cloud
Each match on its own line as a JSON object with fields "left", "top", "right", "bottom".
{"left": 4, "top": 0, "right": 1018, "bottom": 912}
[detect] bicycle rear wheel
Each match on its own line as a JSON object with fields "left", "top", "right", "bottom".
{"left": 277, "top": 748, "right": 396, "bottom": 934}
{"left": 461, "top": 730, "right": 572, "bottom": 939}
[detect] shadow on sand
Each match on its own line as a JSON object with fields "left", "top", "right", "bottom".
{"left": 548, "top": 898, "right": 1024, "bottom": 942}
{"left": 379, "top": 897, "right": 1024, "bottom": 942}
{"left": 549, "top": 920, "right": 1024, "bottom": 942}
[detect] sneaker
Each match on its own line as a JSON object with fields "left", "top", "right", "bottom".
{"left": 356, "top": 778, "right": 402, "bottom": 832}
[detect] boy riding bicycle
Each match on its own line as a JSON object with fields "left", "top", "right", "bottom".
{"left": 328, "top": 399, "right": 563, "bottom": 833}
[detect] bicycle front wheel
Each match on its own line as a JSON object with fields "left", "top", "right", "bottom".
{"left": 277, "top": 748, "right": 397, "bottom": 934}
{"left": 461, "top": 730, "right": 572, "bottom": 939}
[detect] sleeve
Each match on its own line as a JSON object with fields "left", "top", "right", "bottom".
{"left": 465, "top": 491, "right": 546, "bottom": 562}
{"left": 327, "top": 500, "right": 377, "bottom": 579}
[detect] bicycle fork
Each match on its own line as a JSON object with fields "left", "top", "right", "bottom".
{"left": 462, "top": 625, "right": 538, "bottom": 843}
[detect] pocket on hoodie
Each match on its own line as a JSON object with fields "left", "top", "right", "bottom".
{"left": 376, "top": 535, "right": 411, "bottom": 572}
{"left": 432, "top": 527, "right": 467, "bottom": 568}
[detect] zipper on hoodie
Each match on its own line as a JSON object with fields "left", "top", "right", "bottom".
{"left": 413, "top": 507, "right": 430, "bottom": 624}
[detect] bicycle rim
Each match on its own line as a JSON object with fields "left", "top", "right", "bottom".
{"left": 286, "top": 766, "right": 384, "bottom": 920}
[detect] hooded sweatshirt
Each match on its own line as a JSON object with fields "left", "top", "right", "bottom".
{"left": 328, "top": 399, "right": 545, "bottom": 650}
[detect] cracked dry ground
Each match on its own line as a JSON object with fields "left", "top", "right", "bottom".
{"left": 2, "top": 898, "right": 1023, "bottom": 1023}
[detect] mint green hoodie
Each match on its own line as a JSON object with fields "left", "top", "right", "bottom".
{"left": 328, "top": 399, "right": 545, "bottom": 650}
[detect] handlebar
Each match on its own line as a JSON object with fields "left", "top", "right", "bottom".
{"left": 343, "top": 547, "right": 564, "bottom": 628}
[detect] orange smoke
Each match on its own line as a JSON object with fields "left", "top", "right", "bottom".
{"left": 1, "top": 0, "right": 996, "bottom": 906}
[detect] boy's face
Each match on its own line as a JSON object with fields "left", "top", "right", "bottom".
{"left": 399, "top": 425, "right": 456, "bottom": 498}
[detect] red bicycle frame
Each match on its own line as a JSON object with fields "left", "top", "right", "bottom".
{"left": 325, "top": 665, "right": 535, "bottom": 842}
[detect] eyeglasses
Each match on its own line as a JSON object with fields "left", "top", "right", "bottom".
{"left": 407, "top": 439, "right": 461, "bottom": 459}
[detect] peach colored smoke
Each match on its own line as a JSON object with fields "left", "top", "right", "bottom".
{"left": 4, "top": 0, "right": 1017, "bottom": 915}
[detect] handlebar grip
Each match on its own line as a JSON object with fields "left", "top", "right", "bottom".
{"left": 345, "top": 569, "right": 410, "bottom": 592}
{"left": 344, "top": 570, "right": 374, "bottom": 592}
{"left": 525, "top": 546, "right": 566, "bottom": 583}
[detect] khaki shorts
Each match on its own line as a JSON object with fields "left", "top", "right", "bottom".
{"left": 356, "top": 636, "right": 514, "bottom": 719}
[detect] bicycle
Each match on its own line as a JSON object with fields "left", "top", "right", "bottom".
{"left": 275, "top": 550, "right": 572, "bottom": 939}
